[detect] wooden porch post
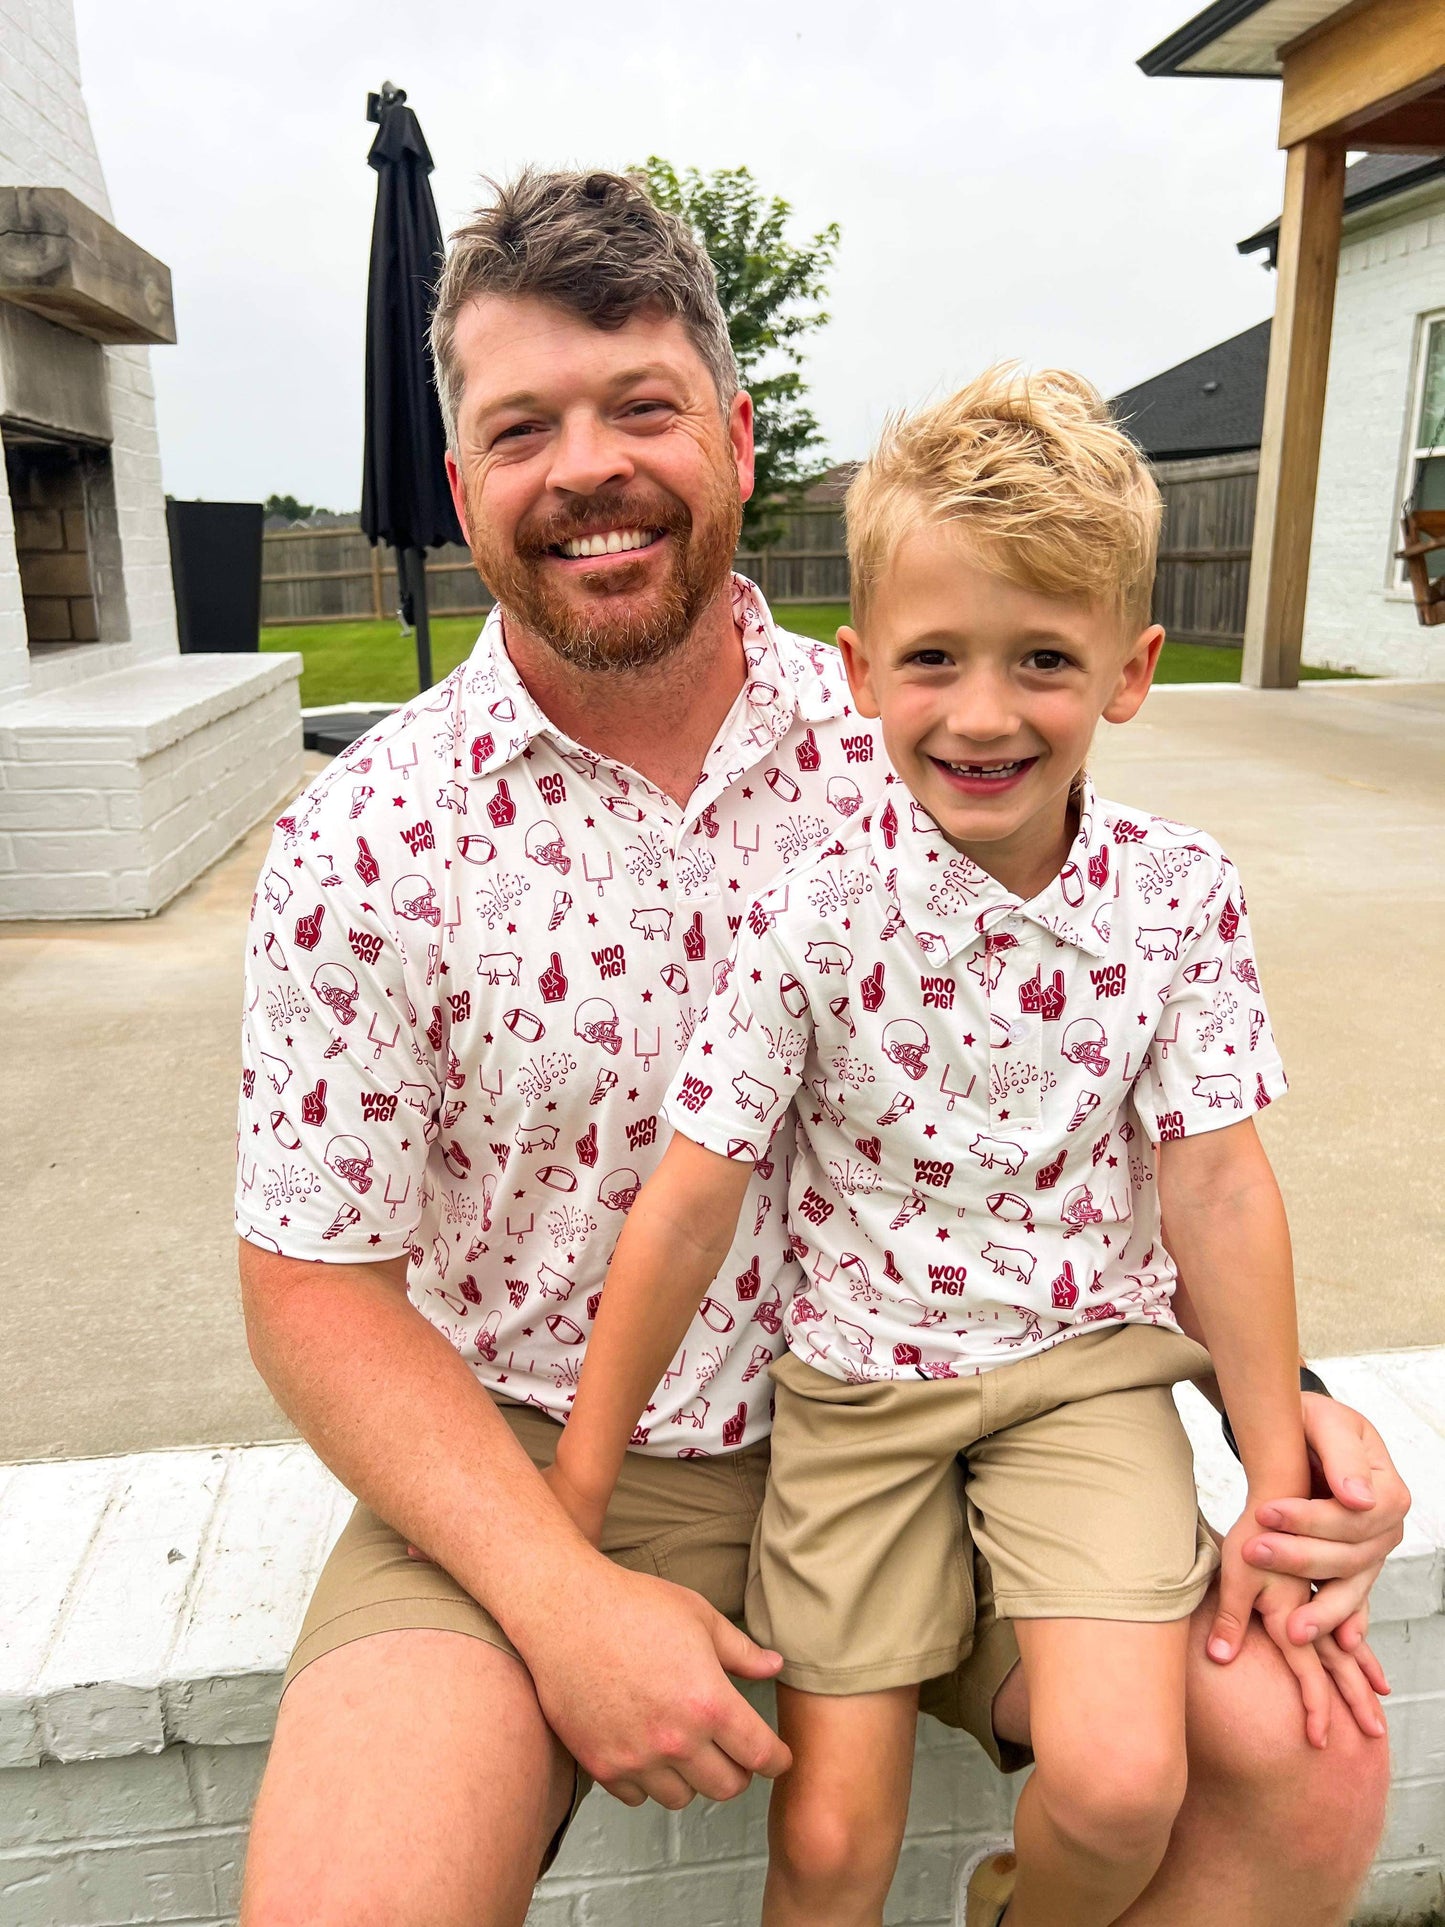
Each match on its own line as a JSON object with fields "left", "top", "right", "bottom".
{"left": 1241, "top": 139, "right": 1345, "bottom": 688}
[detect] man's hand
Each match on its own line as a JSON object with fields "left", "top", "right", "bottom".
{"left": 520, "top": 1560, "right": 792, "bottom": 1810}
{"left": 1210, "top": 1520, "right": 1332, "bottom": 1749}
{"left": 1240, "top": 1393, "right": 1408, "bottom": 1656}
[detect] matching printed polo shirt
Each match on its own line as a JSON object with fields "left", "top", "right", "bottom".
{"left": 235, "top": 579, "right": 886, "bottom": 1455}
{"left": 661, "top": 779, "right": 1287, "bottom": 1384}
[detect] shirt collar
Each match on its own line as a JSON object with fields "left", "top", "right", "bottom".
{"left": 459, "top": 574, "right": 850, "bottom": 782}
{"left": 869, "top": 774, "right": 1115, "bottom": 963}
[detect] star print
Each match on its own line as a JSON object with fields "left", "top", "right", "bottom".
{"left": 1225, "top": 1044, "right": 1235, "bottom": 1056}
{"left": 935, "top": 1228, "right": 950, "bottom": 1242}
{"left": 1138, "top": 1013, "right": 1148, "bottom": 1025}
{"left": 514, "top": 1189, "right": 525, "bottom": 1199}
{"left": 810, "top": 1112, "right": 823, "bottom": 1125}
{"left": 484, "top": 1033, "right": 494, "bottom": 1044}
{"left": 1102, "top": 1235, "right": 1112, "bottom": 1249}
{"left": 628, "top": 1089, "right": 639, "bottom": 1102}
{"left": 252, "top": 1123, "right": 260, "bottom": 1135}
{"left": 279, "top": 1215, "right": 290, "bottom": 1227}
{"left": 962, "top": 1034, "right": 975, "bottom": 1047}
{"left": 999, "top": 1109, "right": 1009, "bottom": 1120}
{"left": 483, "top": 1115, "right": 493, "bottom": 1125}
{"left": 588, "top": 913, "right": 598, "bottom": 926}
{"left": 503, "top": 1254, "right": 514, "bottom": 1266}
{"left": 642, "top": 990, "right": 653, "bottom": 1002}
{"left": 309, "top": 830, "right": 320, "bottom": 842}
{"left": 393, "top": 797, "right": 405, "bottom": 807}
{"left": 701, "top": 1042, "right": 713, "bottom": 1054}
{"left": 728, "top": 878, "right": 740, "bottom": 892}
{"left": 293, "top": 856, "right": 303, "bottom": 869}
{"left": 926, "top": 850, "right": 939, "bottom": 863}
{"left": 443, "top": 859, "right": 451, "bottom": 871}
{"left": 522, "top": 1327, "right": 534, "bottom": 1337}
{"left": 741, "top": 787, "right": 752, "bottom": 799}
{"left": 400, "top": 1139, "right": 410, "bottom": 1151}
{"left": 507, "top": 923, "right": 516, "bottom": 934}
{"left": 546, "top": 1101, "right": 557, "bottom": 1111}
{"left": 439, "top": 962, "right": 449, "bottom": 975}
{"left": 585, "top": 817, "right": 595, "bottom": 828}
{"left": 885, "top": 770, "right": 897, "bottom": 783}
{"left": 454, "top": 758, "right": 462, "bottom": 770}
{"left": 924, "top": 1123, "right": 937, "bottom": 1137}
{"left": 369, "top": 1233, "right": 381, "bottom": 1245}
{"left": 751, "top": 970, "right": 762, "bottom": 983}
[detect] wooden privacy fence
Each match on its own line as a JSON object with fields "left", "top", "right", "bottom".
{"left": 262, "top": 466, "right": 1260, "bottom": 639}
{"left": 1150, "top": 452, "right": 1259, "bottom": 647}
{"left": 261, "top": 503, "right": 850, "bottom": 625}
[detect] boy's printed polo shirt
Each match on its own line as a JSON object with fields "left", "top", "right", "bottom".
{"left": 235, "top": 579, "right": 885, "bottom": 1455}
{"left": 661, "top": 780, "right": 1287, "bottom": 1384}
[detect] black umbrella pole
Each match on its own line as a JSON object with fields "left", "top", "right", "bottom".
{"left": 406, "top": 547, "right": 433, "bottom": 692}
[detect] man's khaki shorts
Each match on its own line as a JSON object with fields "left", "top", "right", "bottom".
{"left": 747, "top": 1323, "right": 1220, "bottom": 1698}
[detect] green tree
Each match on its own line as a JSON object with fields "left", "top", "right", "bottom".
{"left": 636, "top": 158, "right": 839, "bottom": 547}
{"left": 265, "top": 493, "right": 320, "bottom": 522}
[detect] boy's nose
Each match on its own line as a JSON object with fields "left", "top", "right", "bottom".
{"left": 944, "top": 679, "right": 1021, "bottom": 745}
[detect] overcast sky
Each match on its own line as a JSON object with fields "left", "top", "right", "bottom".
{"left": 73, "top": 0, "right": 1288, "bottom": 510}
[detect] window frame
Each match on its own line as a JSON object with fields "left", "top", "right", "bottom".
{"left": 1392, "top": 307, "right": 1445, "bottom": 593}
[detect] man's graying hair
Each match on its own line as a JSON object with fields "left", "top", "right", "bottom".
{"left": 430, "top": 167, "right": 739, "bottom": 450}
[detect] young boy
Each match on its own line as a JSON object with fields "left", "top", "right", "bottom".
{"left": 545, "top": 367, "right": 1331, "bottom": 1927}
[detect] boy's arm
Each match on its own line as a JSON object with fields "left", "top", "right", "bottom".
{"left": 1158, "top": 1115, "right": 1333, "bottom": 1744}
{"left": 550, "top": 1134, "right": 754, "bottom": 1536}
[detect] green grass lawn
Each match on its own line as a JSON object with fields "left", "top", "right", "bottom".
{"left": 262, "top": 603, "right": 1354, "bottom": 709}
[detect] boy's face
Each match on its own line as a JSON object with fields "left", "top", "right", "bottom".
{"left": 838, "top": 523, "right": 1163, "bottom": 895}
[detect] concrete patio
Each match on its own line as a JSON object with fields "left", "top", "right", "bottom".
{"left": 2, "top": 672, "right": 1442, "bottom": 1464}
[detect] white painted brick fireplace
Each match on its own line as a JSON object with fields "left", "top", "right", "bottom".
{"left": 0, "top": 0, "right": 301, "bottom": 919}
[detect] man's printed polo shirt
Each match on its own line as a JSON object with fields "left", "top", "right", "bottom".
{"left": 235, "top": 579, "right": 885, "bottom": 1455}
{"left": 661, "top": 779, "right": 1287, "bottom": 1384}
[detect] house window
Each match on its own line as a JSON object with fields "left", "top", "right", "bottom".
{"left": 1400, "top": 313, "right": 1445, "bottom": 587}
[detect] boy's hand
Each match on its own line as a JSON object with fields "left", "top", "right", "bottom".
{"left": 1211, "top": 1518, "right": 1332, "bottom": 1749}
{"left": 541, "top": 1458, "right": 608, "bottom": 1548}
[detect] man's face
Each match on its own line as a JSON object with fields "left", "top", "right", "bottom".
{"left": 446, "top": 295, "right": 754, "bottom": 672}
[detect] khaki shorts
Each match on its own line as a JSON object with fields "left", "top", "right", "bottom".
{"left": 747, "top": 1323, "right": 1220, "bottom": 1697}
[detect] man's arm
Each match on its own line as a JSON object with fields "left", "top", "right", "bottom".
{"left": 239, "top": 1240, "right": 790, "bottom": 1807}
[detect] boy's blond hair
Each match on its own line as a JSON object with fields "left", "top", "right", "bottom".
{"left": 845, "top": 364, "right": 1161, "bottom": 634}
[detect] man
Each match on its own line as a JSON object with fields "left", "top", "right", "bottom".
{"left": 237, "top": 169, "right": 1403, "bottom": 1927}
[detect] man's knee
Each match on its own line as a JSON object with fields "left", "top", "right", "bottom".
{"left": 1184, "top": 1619, "right": 1389, "bottom": 1879}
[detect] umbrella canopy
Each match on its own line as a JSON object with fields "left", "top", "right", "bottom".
{"left": 360, "top": 82, "right": 462, "bottom": 689}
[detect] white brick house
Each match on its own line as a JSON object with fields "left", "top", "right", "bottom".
{"left": 1296, "top": 168, "right": 1445, "bottom": 679}
{"left": 0, "top": 0, "right": 301, "bottom": 919}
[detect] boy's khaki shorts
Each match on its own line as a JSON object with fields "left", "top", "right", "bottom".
{"left": 747, "top": 1323, "right": 1220, "bottom": 1697}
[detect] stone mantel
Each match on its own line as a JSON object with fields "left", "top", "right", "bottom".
{"left": 0, "top": 187, "right": 175, "bottom": 347}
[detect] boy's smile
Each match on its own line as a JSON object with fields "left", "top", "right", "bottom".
{"left": 839, "top": 524, "right": 1163, "bottom": 900}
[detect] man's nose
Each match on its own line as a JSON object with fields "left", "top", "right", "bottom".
{"left": 546, "top": 411, "right": 635, "bottom": 499}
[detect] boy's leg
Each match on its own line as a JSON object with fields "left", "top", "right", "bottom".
{"left": 989, "top": 1590, "right": 1389, "bottom": 1926}
{"left": 1006, "top": 1618, "right": 1189, "bottom": 1927}
{"left": 763, "top": 1683, "right": 919, "bottom": 1927}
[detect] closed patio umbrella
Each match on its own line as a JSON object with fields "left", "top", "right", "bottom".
{"left": 360, "top": 81, "right": 463, "bottom": 693}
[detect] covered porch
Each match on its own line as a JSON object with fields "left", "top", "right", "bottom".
{"left": 1141, "top": 0, "right": 1445, "bottom": 686}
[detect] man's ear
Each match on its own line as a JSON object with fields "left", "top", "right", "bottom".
{"left": 730, "top": 390, "right": 756, "bottom": 506}
{"left": 1102, "top": 624, "right": 1165, "bottom": 726}
{"left": 445, "top": 452, "right": 471, "bottom": 546}
{"left": 836, "top": 625, "right": 880, "bottom": 719}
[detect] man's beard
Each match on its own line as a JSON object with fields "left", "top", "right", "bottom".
{"left": 467, "top": 460, "right": 743, "bottom": 675}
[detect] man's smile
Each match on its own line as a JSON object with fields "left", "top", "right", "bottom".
{"left": 549, "top": 527, "right": 668, "bottom": 564}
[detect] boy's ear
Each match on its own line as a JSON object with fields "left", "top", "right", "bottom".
{"left": 836, "top": 625, "right": 881, "bottom": 719}
{"left": 1102, "top": 624, "right": 1165, "bottom": 726}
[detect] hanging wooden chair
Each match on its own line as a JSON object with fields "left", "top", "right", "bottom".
{"left": 1397, "top": 507, "right": 1445, "bottom": 626}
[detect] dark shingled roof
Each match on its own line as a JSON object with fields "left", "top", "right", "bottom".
{"left": 1110, "top": 319, "right": 1272, "bottom": 461}
{"left": 1238, "top": 153, "right": 1445, "bottom": 267}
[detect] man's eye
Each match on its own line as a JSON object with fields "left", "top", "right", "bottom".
{"left": 493, "top": 423, "right": 537, "bottom": 445}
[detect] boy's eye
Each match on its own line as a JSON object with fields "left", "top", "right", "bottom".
{"left": 907, "top": 649, "right": 952, "bottom": 668}
{"left": 1026, "top": 649, "right": 1071, "bottom": 672}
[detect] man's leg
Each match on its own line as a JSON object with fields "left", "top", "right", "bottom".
{"left": 991, "top": 1585, "right": 1390, "bottom": 1926}
{"left": 240, "top": 1629, "right": 575, "bottom": 1927}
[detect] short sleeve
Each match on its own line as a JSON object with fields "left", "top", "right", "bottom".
{"left": 662, "top": 900, "right": 811, "bottom": 1163}
{"left": 1131, "top": 857, "right": 1287, "bottom": 1144}
{"left": 235, "top": 822, "right": 441, "bottom": 1260}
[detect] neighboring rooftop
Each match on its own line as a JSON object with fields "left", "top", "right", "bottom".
{"left": 1111, "top": 319, "right": 1271, "bottom": 461}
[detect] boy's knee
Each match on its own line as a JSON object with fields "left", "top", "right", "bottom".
{"left": 770, "top": 1794, "right": 899, "bottom": 1896}
{"left": 1035, "top": 1744, "right": 1187, "bottom": 1867}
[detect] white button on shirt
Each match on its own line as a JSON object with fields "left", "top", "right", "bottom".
{"left": 662, "top": 780, "right": 1287, "bottom": 1384}
{"left": 235, "top": 579, "right": 886, "bottom": 1455}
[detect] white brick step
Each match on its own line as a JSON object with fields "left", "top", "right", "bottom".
{"left": 1, "top": 1348, "right": 1441, "bottom": 1925}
